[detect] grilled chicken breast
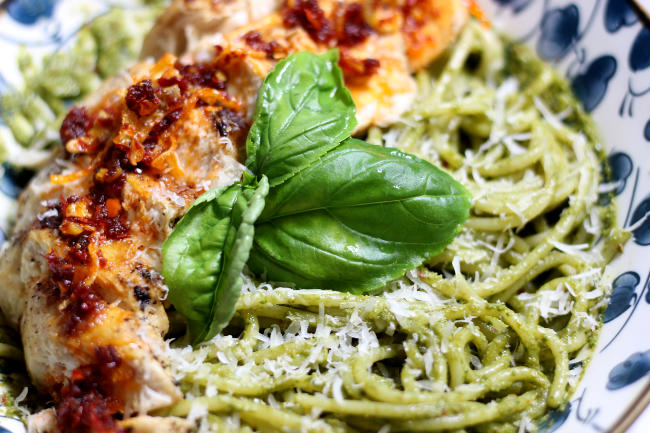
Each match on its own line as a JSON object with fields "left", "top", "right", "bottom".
{"left": 0, "top": 0, "right": 468, "bottom": 432}
{"left": 142, "top": 0, "right": 284, "bottom": 60}
{"left": 144, "top": 0, "right": 469, "bottom": 128}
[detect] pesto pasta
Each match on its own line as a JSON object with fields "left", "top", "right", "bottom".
{"left": 157, "top": 22, "right": 628, "bottom": 433}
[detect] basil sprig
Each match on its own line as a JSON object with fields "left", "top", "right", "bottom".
{"left": 245, "top": 50, "right": 357, "bottom": 187}
{"left": 162, "top": 178, "right": 268, "bottom": 344}
{"left": 162, "top": 50, "right": 471, "bottom": 344}
{"left": 249, "top": 138, "right": 470, "bottom": 293}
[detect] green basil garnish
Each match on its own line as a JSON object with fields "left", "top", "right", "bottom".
{"left": 162, "top": 50, "right": 471, "bottom": 344}
{"left": 245, "top": 49, "right": 356, "bottom": 187}
{"left": 249, "top": 138, "right": 471, "bottom": 293}
{"left": 162, "top": 177, "right": 268, "bottom": 344}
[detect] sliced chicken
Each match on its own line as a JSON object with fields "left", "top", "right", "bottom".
{"left": 0, "top": 0, "right": 468, "bottom": 432}
{"left": 145, "top": 0, "right": 469, "bottom": 128}
{"left": 141, "top": 0, "right": 283, "bottom": 60}
{"left": 143, "top": 0, "right": 469, "bottom": 67}
{"left": 0, "top": 54, "right": 248, "bottom": 433}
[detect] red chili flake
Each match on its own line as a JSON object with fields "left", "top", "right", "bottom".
{"left": 103, "top": 218, "right": 129, "bottom": 240}
{"left": 282, "top": 0, "right": 334, "bottom": 44}
{"left": 46, "top": 253, "right": 75, "bottom": 291}
{"left": 96, "top": 250, "right": 107, "bottom": 268}
{"left": 242, "top": 31, "right": 279, "bottom": 59}
{"left": 157, "top": 75, "right": 182, "bottom": 89}
{"left": 338, "top": 51, "right": 380, "bottom": 83}
{"left": 57, "top": 346, "right": 124, "bottom": 433}
{"left": 46, "top": 249, "right": 106, "bottom": 336}
{"left": 62, "top": 284, "right": 104, "bottom": 335}
{"left": 125, "top": 80, "right": 160, "bottom": 117}
{"left": 143, "top": 107, "right": 183, "bottom": 149}
{"left": 338, "top": 3, "right": 372, "bottom": 46}
{"left": 60, "top": 107, "right": 93, "bottom": 145}
{"left": 57, "top": 390, "right": 121, "bottom": 433}
{"left": 86, "top": 148, "right": 131, "bottom": 240}
{"left": 90, "top": 151, "right": 126, "bottom": 200}
{"left": 174, "top": 62, "right": 227, "bottom": 91}
{"left": 67, "top": 234, "right": 91, "bottom": 263}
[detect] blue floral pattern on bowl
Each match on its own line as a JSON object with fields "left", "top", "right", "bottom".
{"left": 608, "top": 351, "right": 650, "bottom": 391}
{"left": 0, "top": 0, "right": 649, "bottom": 431}
{"left": 604, "top": 271, "right": 640, "bottom": 323}
{"left": 481, "top": 0, "right": 650, "bottom": 431}
{"left": 604, "top": 0, "right": 638, "bottom": 32}
{"left": 5, "top": 0, "right": 57, "bottom": 25}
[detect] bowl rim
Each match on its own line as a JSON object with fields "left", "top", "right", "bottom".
{"left": 0, "top": 1, "right": 649, "bottom": 432}
{"left": 611, "top": 380, "right": 650, "bottom": 433}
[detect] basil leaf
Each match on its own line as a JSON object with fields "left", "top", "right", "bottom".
{"left": 245, "top": 49, "right": 357, "bottom": 187}
{"left": 162, "top": 176, "right": 269, "bottom": 344}
{"left": 248, "top": 139, "right": 471, "bottom": 293}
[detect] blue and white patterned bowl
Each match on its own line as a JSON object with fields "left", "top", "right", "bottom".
{"left": 0, "top": 0, "right": 649, "bottom": 432}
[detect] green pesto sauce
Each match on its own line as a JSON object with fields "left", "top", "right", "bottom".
{"left": 502, "top": 37, "right": 622, "bottom": 238}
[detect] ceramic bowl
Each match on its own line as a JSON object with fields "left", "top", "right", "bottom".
{"left": 0, "top": 0, "right": 648, "bottom": 431}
